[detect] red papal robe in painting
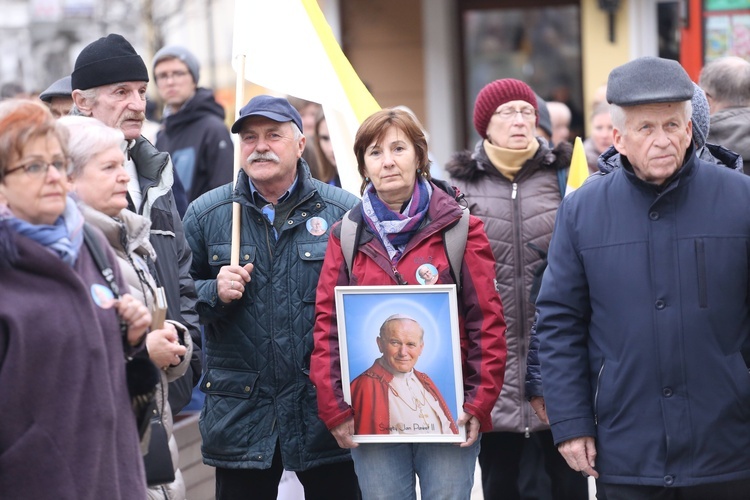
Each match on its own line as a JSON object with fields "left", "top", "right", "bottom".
{"left": 351, "top": 358, "right": 458, "bottom": 435}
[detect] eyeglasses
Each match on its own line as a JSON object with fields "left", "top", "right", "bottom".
{"left": 494, "top": 107, "right": 536, "bottom": 120}
{"left": 4, "top": 158, "right": 68, "bottom": 178}
{"left": 155, "top": 70, "right": 190, "bottom": 83}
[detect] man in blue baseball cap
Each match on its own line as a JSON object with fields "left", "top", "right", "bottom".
{"left": 183, "top": 94, "right": 360, "bottom": 499}
{"left": 536, "top": 56, "right": 750, "bottom": 498}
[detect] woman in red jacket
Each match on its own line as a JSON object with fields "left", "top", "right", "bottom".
{"left": 310, "top": 108, "right": 507, "bottom": 499}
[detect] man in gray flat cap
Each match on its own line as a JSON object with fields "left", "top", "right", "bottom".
{"left": 38, "top": 76, "right": 73, "bottom": 118}
{"left": 535, "top": 56, "right": 750, "bottom": 498}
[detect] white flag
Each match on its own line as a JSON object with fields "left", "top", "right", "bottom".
{"left": 232, "top": 0, "right": 381, "bottom": 195}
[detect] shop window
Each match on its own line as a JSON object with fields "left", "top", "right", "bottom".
{"left": 461, "top": 2, "right": 583, "bottom": 146}
{"left": 658, "top": 1, "right": 681, "bottom": 61}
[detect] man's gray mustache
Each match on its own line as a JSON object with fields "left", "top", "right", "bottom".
{"left": 247, "top": 152, "right": 280, "bottom": 163}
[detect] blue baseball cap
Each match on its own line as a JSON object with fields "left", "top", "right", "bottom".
{"left": 231, "top": 95, "right": 303, "bottom": 134}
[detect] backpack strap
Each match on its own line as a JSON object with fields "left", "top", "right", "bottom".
{"left": 83, "top": 224, "right": 128, "bottom": 341}
{"left": 340, "top": 206, "right": 470, "bottom": 291}
{"left": 340, "top": 209, "right": 358, "bottom": 276}
{"left": 444, "top": 207, "right": 470, "bottom": 292}
{"left": 83, "top": 224, "right": 121, "bottom": 298}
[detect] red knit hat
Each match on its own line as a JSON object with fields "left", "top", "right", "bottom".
{"left": 473, "top": 79, "right": 538, "bottom": 139}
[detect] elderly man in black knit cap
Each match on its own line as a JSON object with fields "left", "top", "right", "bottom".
{"left": 70, "top": 33, "right": 202, "bottom": 422}
{"left": 536, "top": 56, "right": 750, "bottom": 498}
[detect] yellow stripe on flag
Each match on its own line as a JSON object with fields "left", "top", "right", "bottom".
{"left": 301, "top": 0, "right": 380, "bottom": 123}
{"left": 566, "top": 136, "right": 589, "bottom": 196}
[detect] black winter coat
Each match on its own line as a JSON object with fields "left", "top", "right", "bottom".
{"left": 156, "top": 88, "right": 234, "bottom": 204}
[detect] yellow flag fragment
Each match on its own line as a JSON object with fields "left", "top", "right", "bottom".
{"left": 565, "top": 136, "right": 589, "bottom": 196}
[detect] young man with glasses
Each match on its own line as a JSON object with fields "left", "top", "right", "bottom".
{"left": 153, "top": 45, "right": 234, "bottom": 207}
{"left": 446, "top": 78, "right": 586, "bottom": 499}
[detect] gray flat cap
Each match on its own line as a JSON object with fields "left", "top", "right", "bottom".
{"left": 607, "top": 57, "right": 693, "bottom": 106}
{"left": 39, "top": 76, "right": 72, "bottom": 103}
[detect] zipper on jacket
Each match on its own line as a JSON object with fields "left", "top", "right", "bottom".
{"left": 511, "top": 180, "right": 532, "bottom": 430}
{"left": 393, "top": 267, "right": 408, "bottom": 285}
{"left": 593, "top": 362, "right": 605, "bottom": 425}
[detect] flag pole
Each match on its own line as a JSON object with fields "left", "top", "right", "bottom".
{"left": 231, "top": 54, "right": 246, "bottom": 266}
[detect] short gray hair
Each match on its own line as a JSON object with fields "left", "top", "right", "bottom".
{"left": 699, "top": 56, "right": 750, "bottom": 107}
{"left": 69, "top": 87, "right": 100, "bottom": 117}
{"left": 291, "top": 122, "right": 303, "bottom": 142}
{"left": 57, "top": 115, "right": 124, "bottom": 177}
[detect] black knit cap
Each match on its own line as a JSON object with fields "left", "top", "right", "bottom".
{"left": 71, "top": 34, "right": 149, "bottom": 91}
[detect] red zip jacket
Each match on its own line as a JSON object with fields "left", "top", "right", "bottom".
{"left": 310, "top": 183, "right": 507, "bottom": 432}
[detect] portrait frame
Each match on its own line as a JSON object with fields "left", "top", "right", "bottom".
{"left": 335, "top": 285, "right": 465, "bottom": 443}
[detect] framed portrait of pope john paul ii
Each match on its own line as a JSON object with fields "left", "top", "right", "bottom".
{"left": 335, "top": 285, "right": 465, "bottom": 443}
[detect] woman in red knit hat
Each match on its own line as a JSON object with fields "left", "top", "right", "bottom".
{"left": 446, "top": 78, "right": 587, "bottom": 500}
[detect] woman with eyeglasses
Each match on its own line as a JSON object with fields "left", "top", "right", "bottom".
{"left": 446, "top": 79, "right": 587, "bottom": 500}
{"left": 0, "top": 99, "right": 151, "bottom": 498}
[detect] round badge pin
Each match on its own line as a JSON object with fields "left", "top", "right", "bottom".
{"left": 416, "top": 263, "right": 439, "bottom": 285}
{"left": 306, "top": 217, "right": 328, "bottom": 236}
{"left": 91, "top": 284, "right": 116, "bottom": 309}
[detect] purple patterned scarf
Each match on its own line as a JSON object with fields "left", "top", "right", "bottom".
{"left": 361, "top": 177, "right": 432, "bottom": 263}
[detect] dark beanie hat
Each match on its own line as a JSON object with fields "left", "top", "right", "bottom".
{"left": 473, "top": 79, "right": 538, "bottom": 138}
{"left": 71, "top": 34, "right": 149, "bottom": 91}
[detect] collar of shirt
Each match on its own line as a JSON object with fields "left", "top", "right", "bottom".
{"left": 247, "top": 175, "right": 299, "bottom": 207}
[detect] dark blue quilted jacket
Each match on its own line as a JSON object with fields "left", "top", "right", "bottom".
{"left": 183, "top": 161, "right": 358, "bottom": 470}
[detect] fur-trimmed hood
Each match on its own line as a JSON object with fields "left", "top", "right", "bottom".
{"left": 445, "top": 137, "right": 573, "bottom": 182}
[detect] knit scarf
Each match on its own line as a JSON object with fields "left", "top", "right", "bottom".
{"left": 484, "top": 138, "right": 539, "bottom": 180}
{"left": 361, "top": 177, "right": 432, "bottom": 264}
{"left": 2, "top": 196, "right": 84, "bottom": 266}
